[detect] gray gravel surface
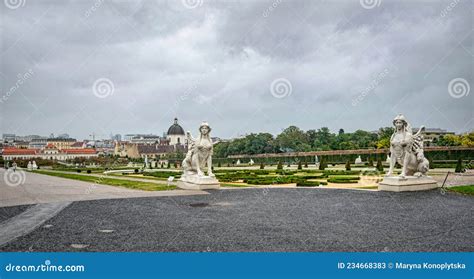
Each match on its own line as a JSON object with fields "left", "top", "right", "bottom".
{"left": 0, "top": 205, "right": 31, "bottom": 223}
{"left": 1, "top": 188, "right": 472, "bottom": 252}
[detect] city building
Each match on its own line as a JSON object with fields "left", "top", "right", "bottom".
{"left": 29, "top": 138, "right": 48, "bottom": 149}
{"left": 2, "top": 134, "right": 16, "bottom": 142}
{"left": 130, "top": 135, "right": 162, "bottom": 144}
{"left": 167, "top": 118, "right": 186, "bottom": 145}
{"left": 111, "top": 134, "right": 122, "bottom": 141}
{"left": 410, "top": 128, "right": 455, "bottom": 146}
{"left": 46, "top": 138, "right": 76, "bottom": 150}
{"left": 2, "top": 145, "right": 97, "bottom": 161}
{"left": 114, "top": 118, "right": 187, "bottom": 159}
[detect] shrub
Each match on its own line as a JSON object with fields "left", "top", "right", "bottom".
{"left": 455, "top": 158, "right": 464, "bottom": 173}
{"left": 328, "top": 175, "right": 360, "bottom": 180}
{"left": 217, "top": 162, "right": 221, "bottom": 168}
{"left": 76, "top": 169, "right": 82, "bottom": 173}
{"left": 134, "top": 168, "right": 139, "bottom": 173}
{"left": 376, "top": 158, "right": 383, "bottom": 172}
{"left": 322, "top": 170, "right": 360, "bottom": 176}
{"left": 277, "top": 161, "right": 283, "bottom": 170}
{"left": 297, "top": 161, "right": 302, "bottom": 170}
{"left": 428, "top": 157, "right": 435, "bottom": 169}
{"left": 345, "top": 160, "right": 351, "bottom": 171}
{"left": 296, "top": 180, "right": 320, "bottom": 187}
{"left": 299, "top": 175, "right": 323, "bottom": 179}
{"left": 87, "top": 170, "right": 92, "bottom": 174}
{"left": 319, "top": 157, "right": 327, "bottom": 170}
{"left": 304, "top": 161, "right": 308, "bottom": 168}
{"left": 260, "top": 163, "right": 265, "bottom": 169}
{"left": 368, "top": 158, "right": 374, "bottom": 167}
{"left": 328, "top": 178, "right": 359, "bottom": 184}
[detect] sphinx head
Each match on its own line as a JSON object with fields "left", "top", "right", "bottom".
{"left": 393, "top": 114, "right": 407, "bottom": 131}
{"left": 199, "top": 122, "right": 212, "bottom": 136}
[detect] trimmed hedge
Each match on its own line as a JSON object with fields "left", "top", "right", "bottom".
{"left": 296, "top": 180, "right": 327, "bottom": 187}
{"left": 327, "top": 178, "right": 359, "bottom": 184}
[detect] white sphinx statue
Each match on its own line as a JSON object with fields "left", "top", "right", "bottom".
{"left": 177, "top": 122, "right": 220, "bottom": 190}
{"left": 379, "top": 114, "right": 437, "bottom": 192}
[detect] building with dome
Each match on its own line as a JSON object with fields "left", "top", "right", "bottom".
{"left": 167, "top": 118, "right": 186, "bottom": 145}
{"left": 113, "top": 118, "right": 187, "bottom": 159}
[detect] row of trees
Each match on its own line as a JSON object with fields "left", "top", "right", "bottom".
{"left": 214, "top": 125, "right": 473, "bottom": 158}
{"left": 214, "top": 126, "right": 392, "bottom": 158}
{"left": 436, "top": 133, "right": 474, "bottom": 147}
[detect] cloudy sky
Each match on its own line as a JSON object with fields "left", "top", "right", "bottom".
{"left": 0, "top": 0, "right": 472, "bottom": 140}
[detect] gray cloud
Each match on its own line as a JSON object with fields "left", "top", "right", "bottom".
{"left": 1, "top": 0, "right": 472, "bottom": 140}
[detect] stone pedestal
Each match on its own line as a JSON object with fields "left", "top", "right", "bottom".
{"left": 378, "top": 176, "right": 438, "bottom": 192}
{"left": 177, "top": 175, "right": 220, "bottom": 190}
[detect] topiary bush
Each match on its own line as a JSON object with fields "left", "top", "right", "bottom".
{"left": 376, "top": 158, "right": 384, "bottom": 172}
{"left": 277, "top": 161, "right": 283, "bottom": 170}
{"left": 455, "top": 158, "right": 464, "bottom": 173}
{"left": 327, "top": 178, "right": 359, "bottom": 184}
{"left": 319, "top": 157, "right": 327, "bottom": 170}
{"left": 296, "top": 180, "right": 321, "bottom": 187}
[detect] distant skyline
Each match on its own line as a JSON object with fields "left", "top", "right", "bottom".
{"left": 1, "top": 1, "right": 472, "bottom": 140}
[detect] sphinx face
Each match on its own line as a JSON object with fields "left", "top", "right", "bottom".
{"left": 394, "top": 120, "right": 404, "bottom": 130}
{"left": 201, "top": 126, "right": 210, "bottom": 135}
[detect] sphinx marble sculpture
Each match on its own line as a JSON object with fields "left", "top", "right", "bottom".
{"left": 177, "top": 122, "right": 220, "bottom": 190}
{"left": 379, "top": 114, "right": 438, "bottom": 192}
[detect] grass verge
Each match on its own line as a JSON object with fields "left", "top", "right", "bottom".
{"left": 221, "top": 183, "right": 251, "bottom": 187}
{"left": 33, "top": 170, "right": 175, "bottom": 191}
{"left": 448, "top": 185, "right": 474, "bottom": 196}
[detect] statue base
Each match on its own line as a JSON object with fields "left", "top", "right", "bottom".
{"left": 378, "top": 176, "right": 439, "bottom": 192}
{"left": 177, "top": 175, "right": 220, "bottom": 190}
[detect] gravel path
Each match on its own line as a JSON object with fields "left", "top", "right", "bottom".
{"left": 1, "top": 188, "right": 472, "bottom": 252}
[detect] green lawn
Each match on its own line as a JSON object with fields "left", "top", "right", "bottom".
{"left": 33, "top": 170, "right": 175, "bottom": 191}
{"left": 221, "top": 183, "right": 251, "bottom": 188}
{"left": 110, "top": 173, "right": 169, "bottom": 181}
{"left": 449, "top": 185, "right": 474, "bottom": 196}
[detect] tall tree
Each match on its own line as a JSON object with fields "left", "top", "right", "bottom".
{"left": 276, "top": 126, "right": 310, "bottom": 152}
